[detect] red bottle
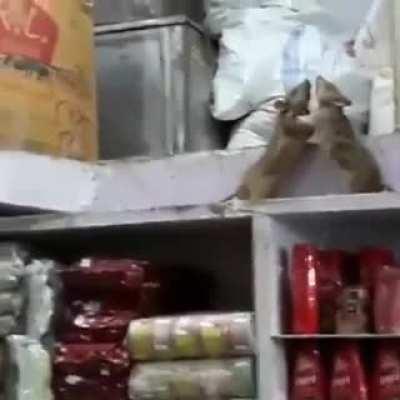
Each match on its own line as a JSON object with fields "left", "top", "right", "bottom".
{"left": 291, "top": 245, "right": 319, "bottom": 334}
{"left": 318, "top": 250, "right": 344, "bottom": 333}
{"left": 292, "top": 343, "right": 327, "bottom": 400}
{"left": 359, "top": 248, "right": 394, "bottom": 296}
{"left": 371, "top": 343, "right": 400, "bottom": 400}
{"left": 331, "top": 343, "right": 368, "bottom": 400}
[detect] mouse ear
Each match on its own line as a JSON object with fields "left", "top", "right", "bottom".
{"left": 274, "top": 99, "right": 289, "bottom": 111}
{"left": 316, "top": 76, "right": 352, "bottom": 107}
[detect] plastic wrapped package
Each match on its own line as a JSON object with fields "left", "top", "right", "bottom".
{"left": 53, "top": 377, "right": 127, "bottom": 400}
{"left": 318, "top": 250, "right": 344, "bottom": 333}
{"left": 59, "top": 259, "right": 148, "bottom": 293}
{"left": 127, "top": 313, "right": 254, "bottom": 361}
{"left": 291, "top": 245, "right": 319, "bottom": 334}
{"left": 204, "top": 0, "right": 321, "bottom": 36}
{"left": 57, "top": 258, "right": 161, "bottom": 342}
{"left": 6, "top": 335, "right": 52, "bottom": 400}
{"left": 0, "top": 243, "right": 26, "bottom": 292}
{"left": 128, "top": 358, "right": 255, "bottom": 400}
{"left": 374, "top": 266, "right": 400, "bottom": 334}
{"left": 26, "top": 260, "right": 55, "bottom": 340}
{"left": 0, "top": 293, "right": 23, "bottom": 316}
{"left": 58, "top": 304, "right": 138, "bottom": 344}
{"left": 53, "top": 343, "right": 130, "bottom": 381}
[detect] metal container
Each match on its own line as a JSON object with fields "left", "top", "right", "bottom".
{"left": 95, "top": 0, "right": 204, "bottom": 25}
{"left": 95, "top": 17, "right": 222, "bottom": 159}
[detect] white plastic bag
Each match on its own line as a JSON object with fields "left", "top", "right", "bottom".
{"left": 354, "top": 0, "right": 395, "bottom": 136}
{"left": 205, "top": 0, "right": 321, "bottom": 35}
{"left": 212, "top": 8, "right": 371, "bottom": 139}
{"left": 25, "top": 260, "right": 55, "bottom": 340}
{"left": 7, "top": 336, "right": 53, "bottom": 400}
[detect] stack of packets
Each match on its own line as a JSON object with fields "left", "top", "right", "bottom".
{"left": 52, "top": 258, "right": 161, "bottom": 400}
{"left": 0, "top": 243, "right": 56, "bottom": 400}
{"left": 127, "top": 313, "right": 256, "bottom": 399}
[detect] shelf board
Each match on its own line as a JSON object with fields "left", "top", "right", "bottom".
{"left": 272, "top": 333, "right": 400, "bottom": 340}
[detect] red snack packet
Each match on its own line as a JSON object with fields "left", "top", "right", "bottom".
{"left": 59, "top": 258, "right": 147, "bottom": 293}
{"left": 374, "top": 266, "right": 400, "bottom": 334}
{"left": 58, "top": 307, "right": 138, "bottom": 343}
{"left": 53, "top": 376, "right": 128, "bottom": 400}
{"left": 291, "top": 343, "right": 327, "bottom": 400}
{"left": 318, "top": 250, "right": 344, "bottom": 333}
{"left": 331, "top": 343, "right": 368, "bottom": 400}
{"left": 359, "top": 248, "right": 394, "bottom": 296}
{"left": 371, "top": 343, "right": 400, "bottom": 400}
{"left": 291, "top": 245, "right": 319, "bottom": 334}
{"left": 53, "top": 343, "right": 130, "bottom": 381}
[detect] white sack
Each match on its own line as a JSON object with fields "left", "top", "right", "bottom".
{"left": 205, "top": 0, "right": 321, "bottom": 35}
{"left": 213, "top": 8, "right": 371, "bottom": 137}
{"left": 354, "top": 0, "right": 395, "bottom": 136}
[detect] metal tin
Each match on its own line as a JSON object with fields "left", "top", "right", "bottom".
{"left": 94, "top": 0, "right": 204, "bottom": 25}
{"left": 95, "top": 16, "right": 222, "bottom": 159}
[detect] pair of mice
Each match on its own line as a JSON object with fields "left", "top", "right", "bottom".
{"left": 236, "top": 76, "right": 383, "bottom": 201}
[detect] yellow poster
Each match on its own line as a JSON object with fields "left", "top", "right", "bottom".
{"left": 0, "top": 0, "right": 98, "bottom": 160}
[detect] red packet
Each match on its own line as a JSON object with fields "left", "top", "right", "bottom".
{"left": 374, "top": 266, "right": 400, "bottom": 334}
{"left": 292, "top": 343, "right": 327, "bottom": 400}
{"left": 53, "top": 343, "right": 130, "bottom": 381}
{"left": 53, "top": 377, "right": 128, "bottom": 400}
{"left": 331, "top": 343, "right": 368, "bottom": 400}
{"left": 318, "top": 250, "right": 344, "bottom": 333}
{"left": 371, "top": 343, "right": 400, "bottom": 400}
{"left": 59, "top": 259, "right": 148, "bottom": 293}
{"left": 58, "top": 308, "right": 138, "bottom": 343}
{"left": 291, "top": 245, "right": 319, "bottom": 334}
{"left": 359, "top": 248, "right": 394, "bottom": 296}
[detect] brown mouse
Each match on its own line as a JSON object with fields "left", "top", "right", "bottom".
{"left": 236, "top": 79, "right": 315, "bottom": 201}
{"left": 314, "top": 76, "right": 383, "bottom": 193}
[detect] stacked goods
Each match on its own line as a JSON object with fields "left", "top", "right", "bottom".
{"left": 0, "top": 244, "right": 27, "bottom": 338}
{"left": 289, "top": 244, "right": 399, "bottom": 334}
{"left": 127, "top": 313, "right": 254, "bottom": 360}
{"left": 127, "top": 313, "right": 256, "bottom": 399}
{"left": 0, "top": 243, "right": 56, "bottom": 400}
{"left": 53, "top": 258, "right": 161, "bottom": 400}
{"left": 129, "top": 359, "right": 255, "bottom": 400}
{"left": 6, "top": 335, "right": 53, "bottom": 400}
{"left": 291, "top": 341, "right": 400, "bottom": 400}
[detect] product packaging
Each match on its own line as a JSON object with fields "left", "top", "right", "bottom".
{"left": 371, "top": 343, "right": 400, "bottom": 400}
{"left": 291, "top": 343, "right": 327, "bottom": 400}
{"left": 374, "top": 266, "right": 400, "bottom": 334}
{"left": 0, "top": 1, "right": 98, "bottom": 160}
{"left": 57, "top": 258, "right": 161, "bottom": 342}
{"left": 53, "top": 343, "right": 130, "bottom": 382}
{"left": 128, "top": 358, "right": 255, "bottom": 400}
{"left": 359, "top": 247, "right": 394, "bottom": 297}
{"left": 291, "top": 244, "right": 319, "bottom": 334}
{"left": 127, "top": 313, "right": 254, "bottom": 361}
{"left": 58, "top": 306, "right": 138, "bottom": 344}
{"left": 336, "top": 286, "right": 369, "bottom": 334}
{"left": 318, "top": 250, "right": 344, "bottom": 333}
{"left": 25, "top": 260, "right": 55, "bottom": 340}
{"left": 0, "top": 244, "right": 28, "bottom": 337}
{"left": 6, "top": 335, "right": 52, "bottom": 400}
{"left": 330, "top": 343, "right": 368, "bottom": 400}
{"left": 59, "top": 259, "right": 148, "bottom": 293}
{"left": 53, "top": 377, "right": 127, "bottom": 400}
